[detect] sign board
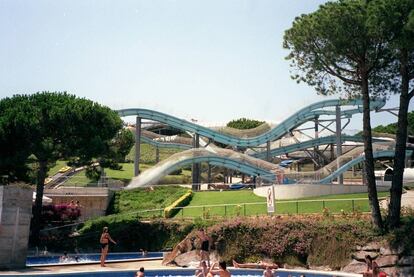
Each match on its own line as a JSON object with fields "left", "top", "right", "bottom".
{"left": 266, "top": 185, "right": 275, "bottom": 213}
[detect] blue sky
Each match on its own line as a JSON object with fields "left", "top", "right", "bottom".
{"left": 0, "top": 0, "right": 408, "bottom": 133}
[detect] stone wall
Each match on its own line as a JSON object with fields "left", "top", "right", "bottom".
{"left": 0, "top": 185, "right": 32, "bottom": 269}
{"left": 44, "top": 187, "right": 113, "bottom": 220}
{"left": 342, "top": 241, "right": 414, "bottom": 276}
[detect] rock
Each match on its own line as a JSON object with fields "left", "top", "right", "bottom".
{"left": 174, "top": 250, "right": 202, "bottom": 267}
{"left": 396, "top": 266, "right": 414, "bottom": 277}
{"left": 376, "top": 255, "right": 399, "bottom": 268}
{"left": 352, "top": 251, "right": 379, "bottom": 261}
{"left": 162, "top": 234, "right": 197, "bottom": 265}
{"left": 308, "top": 265, "right": 332, "bottom": 271}
{"left": 342, "top": 259, "right": 367, "bottom": 274}
{"left": 381, "top": 267, "right": 399, "bottom": 277}
{"left": 398, "top": 256, "right": 414, "bottom": 266}
{"left": 361, "top": 242, "right": 382, "bottom": 251}
{"left": 380, "top": 245, "right": 404, "bottom": 255}
{"left": 174, "top": 250, "right": 219, "bottom": 267}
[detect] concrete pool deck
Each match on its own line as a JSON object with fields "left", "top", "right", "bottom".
{"left": 0, "top": 259, "right": 170, "bottom": 275}
{"left": 0, "top": 260, "right": 363, "bottom": 277}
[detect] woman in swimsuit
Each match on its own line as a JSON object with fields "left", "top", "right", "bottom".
{"left": 100, "top": 226, "right": 116, "bottom": 267}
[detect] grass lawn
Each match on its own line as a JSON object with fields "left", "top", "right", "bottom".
{"left": 61, "top": 162, "right": 191, "bottom": 186}
{"left": 108, "top": 186, "right": 190, "bottom": 218}
{"left": 175, "top": 190, "right": 390, "bottom": 218}
{"left": 48, "top": 160, "right": 68, "bottom": 176}
{"left": 126, "top": 143, "right": 183, "bottom": 164}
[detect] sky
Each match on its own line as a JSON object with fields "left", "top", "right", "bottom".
{"left": 0, "top": 0, "right": 410, "bottom": 134}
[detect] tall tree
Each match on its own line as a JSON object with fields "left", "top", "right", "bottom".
{"left": 283, "top": 0, "right": 392, "bottom": 229}
{"left": 368, "top": 0, "right": 414, "bottom": 228}
{"left": 0, "top": 92, "right": 123, "bottom": 245}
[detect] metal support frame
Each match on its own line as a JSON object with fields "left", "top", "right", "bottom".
{"left": 290, "top": 131, "right": 321, "bottom": 167}
{"left": 134, "top": 117, "right": 142, "bottom": 177}
{"left": 192, "top": 133, "right": 201, "bottom": 190}
{"left": 335, "top": 105, "right": 343, "bottom": 185}
{"left": 207, "top": 163, "right": 212, "bottom": 185}
{"left": 266, "top": 141, "right": 271, "bottom": 162}
{"left": 314, "top": 117, "right": 319, "bottom": 170}
{"left": 155, "top": 146, "right": 160, "bottom": 163}
{"left": 378, "top": 107, "right": 399, "bottom": 117}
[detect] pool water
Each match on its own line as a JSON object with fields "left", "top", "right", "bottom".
{"left": 0, "top": 269, "right": 359, "bottom": 277}
{"left": 26, "top": 252, "right": 163, "bottom": 266}
{"left": 1, "top": 268, "right": 360, "bottom": 277}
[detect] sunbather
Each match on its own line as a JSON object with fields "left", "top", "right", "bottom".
{"left": 232, "top": 260, "right": 278, "bottom": 270}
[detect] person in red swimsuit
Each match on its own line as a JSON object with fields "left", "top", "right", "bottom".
{"left": 99, "top": 226, "right": 116, "bottom": 267}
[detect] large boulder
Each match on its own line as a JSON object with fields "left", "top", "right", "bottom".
{"left": 174, "top": 250, "right": 202, "bottom": 267}
{"left": 162, "top": 232, "right": 215, "bottom": 266}
{"left": 342, "top": 259, "right": 367, "bottom": 274}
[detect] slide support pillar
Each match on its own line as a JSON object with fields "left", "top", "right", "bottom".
{"left": 335, "top": 106, "right": 343, "bottom": 184}
{"left": 155, "top": 146, "right": 160, "bottom": 163}
{"left": 134, "top": 117, "right": 142, "bottom": 177}
{"left": 314, "top": 116, "right": 320, "bottom": 170}
{"left": 192, "top": 134, "right": 201, "bottom": 190}
{"left": 266, "top": 141, "right": 271, "bottom": 162}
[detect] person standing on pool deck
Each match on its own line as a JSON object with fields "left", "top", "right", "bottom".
{"left": 100, "top": 226, "right": 116, "bottom": 267}
{"left": 198, "top": 228, "right": 211, "bottom": 266}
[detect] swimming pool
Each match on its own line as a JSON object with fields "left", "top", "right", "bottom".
{"left": 26, "top": 252, "right": 163, "bottom": 266}
{"left": 0, "top": 268, "right": 361, "bottom": 277}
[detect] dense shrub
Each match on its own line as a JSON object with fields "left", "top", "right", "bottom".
{"left": 39, "top": 204, "right": 81, "bottom": 223}
{"left": 208, "top": 216, "right": 376, "bottom": 269}
{"left": 76, "top": 216, "right": 194, "bottom": 252}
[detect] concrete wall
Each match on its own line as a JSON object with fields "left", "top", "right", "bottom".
{"left": 0, "top": 185, "right": 32, "bottom": 269}
{"left": 44, "top": 187, "right": 113, "bottom": 220}
{"left": 254, "top": 183, "right": 391, "bottom": 200}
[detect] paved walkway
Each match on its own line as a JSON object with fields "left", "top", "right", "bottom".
{"left": 0, "top": 259, "right": 169, "bottom": 276}
{"left": 380, "top": 190, "right": 414, "bottom": 209}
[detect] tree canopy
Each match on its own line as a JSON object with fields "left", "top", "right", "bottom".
{"left": 0, "top": 92, "right": 123, "bottom": 245}
{"left": 373, "top": 112, "right": 414, "bottom": 136}
{"left": 226, "top": 118, "right": 265, "bottom": 130}
{"left": 283, "top": 0, "right": 396, "bottom": 229}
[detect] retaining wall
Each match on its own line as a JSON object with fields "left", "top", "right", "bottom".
{"left": 44, "top": 187, "right": 113, "bottom": 220}
{"left": 0, "top": 185, "right": 32, "bottom": 269}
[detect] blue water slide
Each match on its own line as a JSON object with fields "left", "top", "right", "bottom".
{"left": 127, "top": 147, "right": 407, "bottom": 188}
{"left": 318, "top": 150, "right": 413, "bottom": 184}
{"left": 252, "top": 136, "right": 389, "bottom": 159}
{"left": 140, "top": 135, "right": 191, "bottom": 150}
{"left": 117, "top": 99, "right": 385, "bottom": 148}
{"left": 126, "top": 149, "right": 278, "bottom": 188}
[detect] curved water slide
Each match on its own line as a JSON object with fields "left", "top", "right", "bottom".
{"left": 138, "top": 129, "right": 192, "bottom": 150}
{"left": 283, "top": 141, "right": 404, "bottom": 184}
{"left": 126, "top": 142, "right": 408, "bottom": 188}
{"left": 251, "top": 135, "right": 390, "bottom": 159}
{"left": 117, "top": 99, "right": 386, "bottom": 148}
{"left": 126, "top": 148, "right": 281, "bottom": 188}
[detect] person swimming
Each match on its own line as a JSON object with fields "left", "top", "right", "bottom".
{"left": 208, "top": 261, "right": 231, "bottom": 277}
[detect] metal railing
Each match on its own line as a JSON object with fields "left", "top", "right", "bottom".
{"left": 100, "top": 197, "right": 386, "bottom": 219}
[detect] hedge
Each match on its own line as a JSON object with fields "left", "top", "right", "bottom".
{"left": 164, "top": 190, "right": 193, "bottom": 218}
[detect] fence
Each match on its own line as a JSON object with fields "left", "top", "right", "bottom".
{"left": 109, "top": 197, "right": 387, "bottom": 219}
